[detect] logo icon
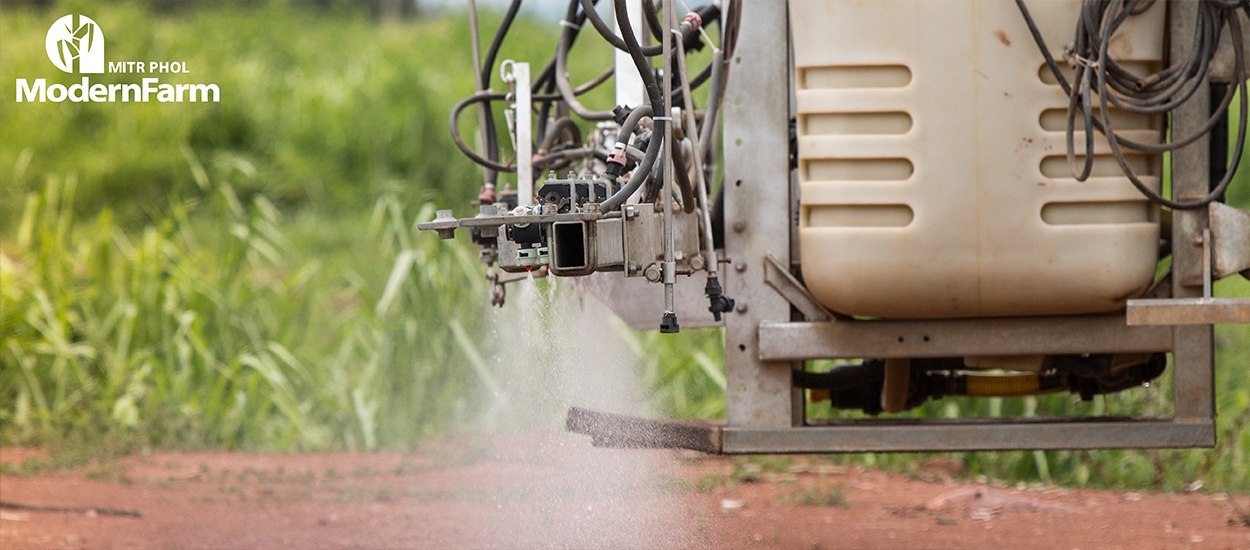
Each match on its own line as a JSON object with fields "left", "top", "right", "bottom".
{"left": 46, "top": 14, "right": 104, "bottom": 74}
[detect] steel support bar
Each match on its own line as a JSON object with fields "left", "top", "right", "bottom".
{"left": 722, "top": 419, "right": 1216, "bottom": 454}
{"left": 1170, "top": 0, "right": 1218, "bottom": 423}
{"left": 757, "top": 316, "right": 1173, "bottom": 361}
{"left": 1127, "top": 298, "right": 1250, "bottom": 325}
{"left": 566, "top": 410, "right": 1216, "bottom": 454}
{"left": 721, "top": 0, "right": 800, "bottom": 429}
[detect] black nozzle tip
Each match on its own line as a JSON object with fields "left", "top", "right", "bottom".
{"left": 660, "top": 312, "right": 680, "bottom": 334}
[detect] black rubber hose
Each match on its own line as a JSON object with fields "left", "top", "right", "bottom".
{"left": 476, "top": 0, "right": 524, "bottom": 183}
{"left": 642, "top": 0, "right": 665, "bottom": 43}
{"left": 1014, "top": 0, "right": 1249, "bottom": 210}
{"left": 793, "top": 363, "right": 885, "bottom": 390}
{"left": 599, "top": 0, "right": 666, "bottom": 213}
{"left": 600, "top": 125, "right": 663, "bottom": 212}
{"left": 616, "top": 104, "right": 653, "bottom": 142}
{"left": 671, "top": 136, "right": 696, "bottom": 213}
{"left": 556, "top": 2, "right": 616, "bottom": 120}
{"left": 579, "top": 0, "right": 665, "bottom": 56}
{"left": 615, "top": 0, "right": 663, "bottom": 122}
{"left": 451, "top": 90, "right": 603, "bottom": 173}
{"left": 451, "top": 92, "right": 515, "bottom": 172}
{"left": 480, "top": 0, "right": 523, "bottom": 91}
{"left": 539, "top": 117, "right": 582, "bottom": 154}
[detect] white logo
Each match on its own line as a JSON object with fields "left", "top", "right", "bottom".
{"left": 19, "top": 13, "right": 219, "bottom": 103}
{"left": 46, "top": 14, "right": 104, "bottom": 74}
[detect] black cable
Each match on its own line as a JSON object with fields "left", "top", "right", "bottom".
{"left": 599, "top": 0, "right": 667, "bottom": 213}
{"left": 579, "top": 0, "right": 665, "bottom": 56}
{"left": 557, "top": 0, "right": 616, "bottom": 120}
{"left": 535, "top": 0, "right": 594, "bottom": 139}
{"left": 1097, "top": 1, "right": 1246, "bottom": 209}
{"left": 642, "top": 0, "right": 666, "bottom": 44}
{"left": 1015, "top": 0, "right": 1249, "bottom": 210}
{"left": 480, "top": 0, "right": 523, "bottom": 92}
{"left": 476, "top": 0, "right": 524, "bottom": 185}
{"left": 539, "top": 117, "right": 583, "bottom": 154}
{"left": 451, "top": 90, "right": 606, "bottom": 173}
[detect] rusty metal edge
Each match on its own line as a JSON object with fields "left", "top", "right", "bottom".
{"left": 565, "top": 407, "right": 724, "bottom": 454}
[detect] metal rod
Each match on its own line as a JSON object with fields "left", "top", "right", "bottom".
{"left": 674, "top": 25, "right": 718, "bottom": 277}
{"left": 1203, "top": 228, "right": 1213, "bottom": 298}
{"left": 698, "top": 49, "right": 725, "bottom": 185}
{"left": 466, "top": 0, "right": 495, "bottom": 187}
{"left": 661, "top": 0, "right": 676, "bottom": 317}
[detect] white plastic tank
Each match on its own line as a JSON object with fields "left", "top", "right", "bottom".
{"left": 791, "top": 0, "right": 1165, "bottom": 319}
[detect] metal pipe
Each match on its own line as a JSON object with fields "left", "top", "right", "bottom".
{"left": 661, "top": 0, "right": 677, "bottom": 324}
{"left": 698, "top": 49, "right": 725, "bottom": 181}
{"left": 674, "top": 25, "right": 717, "bottom": 277}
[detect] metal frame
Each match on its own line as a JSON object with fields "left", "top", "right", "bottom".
{"left": 568, "top": 0, "right": 1245, "bottom": 454}
{"left": 713, "top": 0, "right": 1222, "bottom": 453}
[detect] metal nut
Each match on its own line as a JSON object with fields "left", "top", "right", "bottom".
{"left": 644, "top": 264, "right": 663, "bottom": 282}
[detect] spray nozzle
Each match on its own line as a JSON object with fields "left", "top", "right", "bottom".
{"left": 660, "top": 312, "right": 680, "bottom": 334}
{"left": 705, "top": 276, "right": 735, "bottom": 322}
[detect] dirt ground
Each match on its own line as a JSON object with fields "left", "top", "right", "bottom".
{"left": 3, "top": 433, "right": 1249, "bottom": 550}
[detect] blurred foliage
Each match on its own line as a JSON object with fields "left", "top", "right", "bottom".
{"left": 1, "top": 172, "right": 489, "bottom": 452}
{"left": 0, "top": 0, "right": 619, "bottom": 227}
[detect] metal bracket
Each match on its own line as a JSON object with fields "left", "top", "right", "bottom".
{"left": 762, "top": 253, "right": 833, "bottom": 322}
{"left": 1127, "top": 203, "right": 1250, "bottom": 326}
{"left": 1126, "top": 298, "right": 1250, "bottom": 325}
{"left": 758, "top": 315, "right": 1172, "bottom": 361}
{"left": 1210, "top": 202, "right": 1250, "bottom": 279}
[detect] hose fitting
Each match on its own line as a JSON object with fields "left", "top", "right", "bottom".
{"left": 605, "top": 142, "right": 628, "bottom": 177}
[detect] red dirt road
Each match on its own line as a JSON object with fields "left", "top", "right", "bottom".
{"left": 3, "top": 434, "right": 1249, "bottom": 549}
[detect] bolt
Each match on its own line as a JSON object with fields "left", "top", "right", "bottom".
{"left": 628, "top": 261, "right": 640, "bottom": 274}
{"left": 733, "top": 220, "right": 747, "bottom": 233}
{"left": 625, "top": 205, "right": 638, "bottom": 220}
{"left": 734, "top": 261, "right": 747, "bottom": 273}
{"left": 690, "top": 255, "right": 705, "bottom": 271}
{"left": 644, "top": 264, "right": 663, "bottom": 282}
{"left": 735, "top": 303, "right": 748, "bottom": 313}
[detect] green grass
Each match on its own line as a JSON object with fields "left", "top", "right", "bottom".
{"left": 779, "top": 482, "right": 849, "bottom": 507}
{"left": 1, "top": 171, "right": 492, "bottom": 452}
